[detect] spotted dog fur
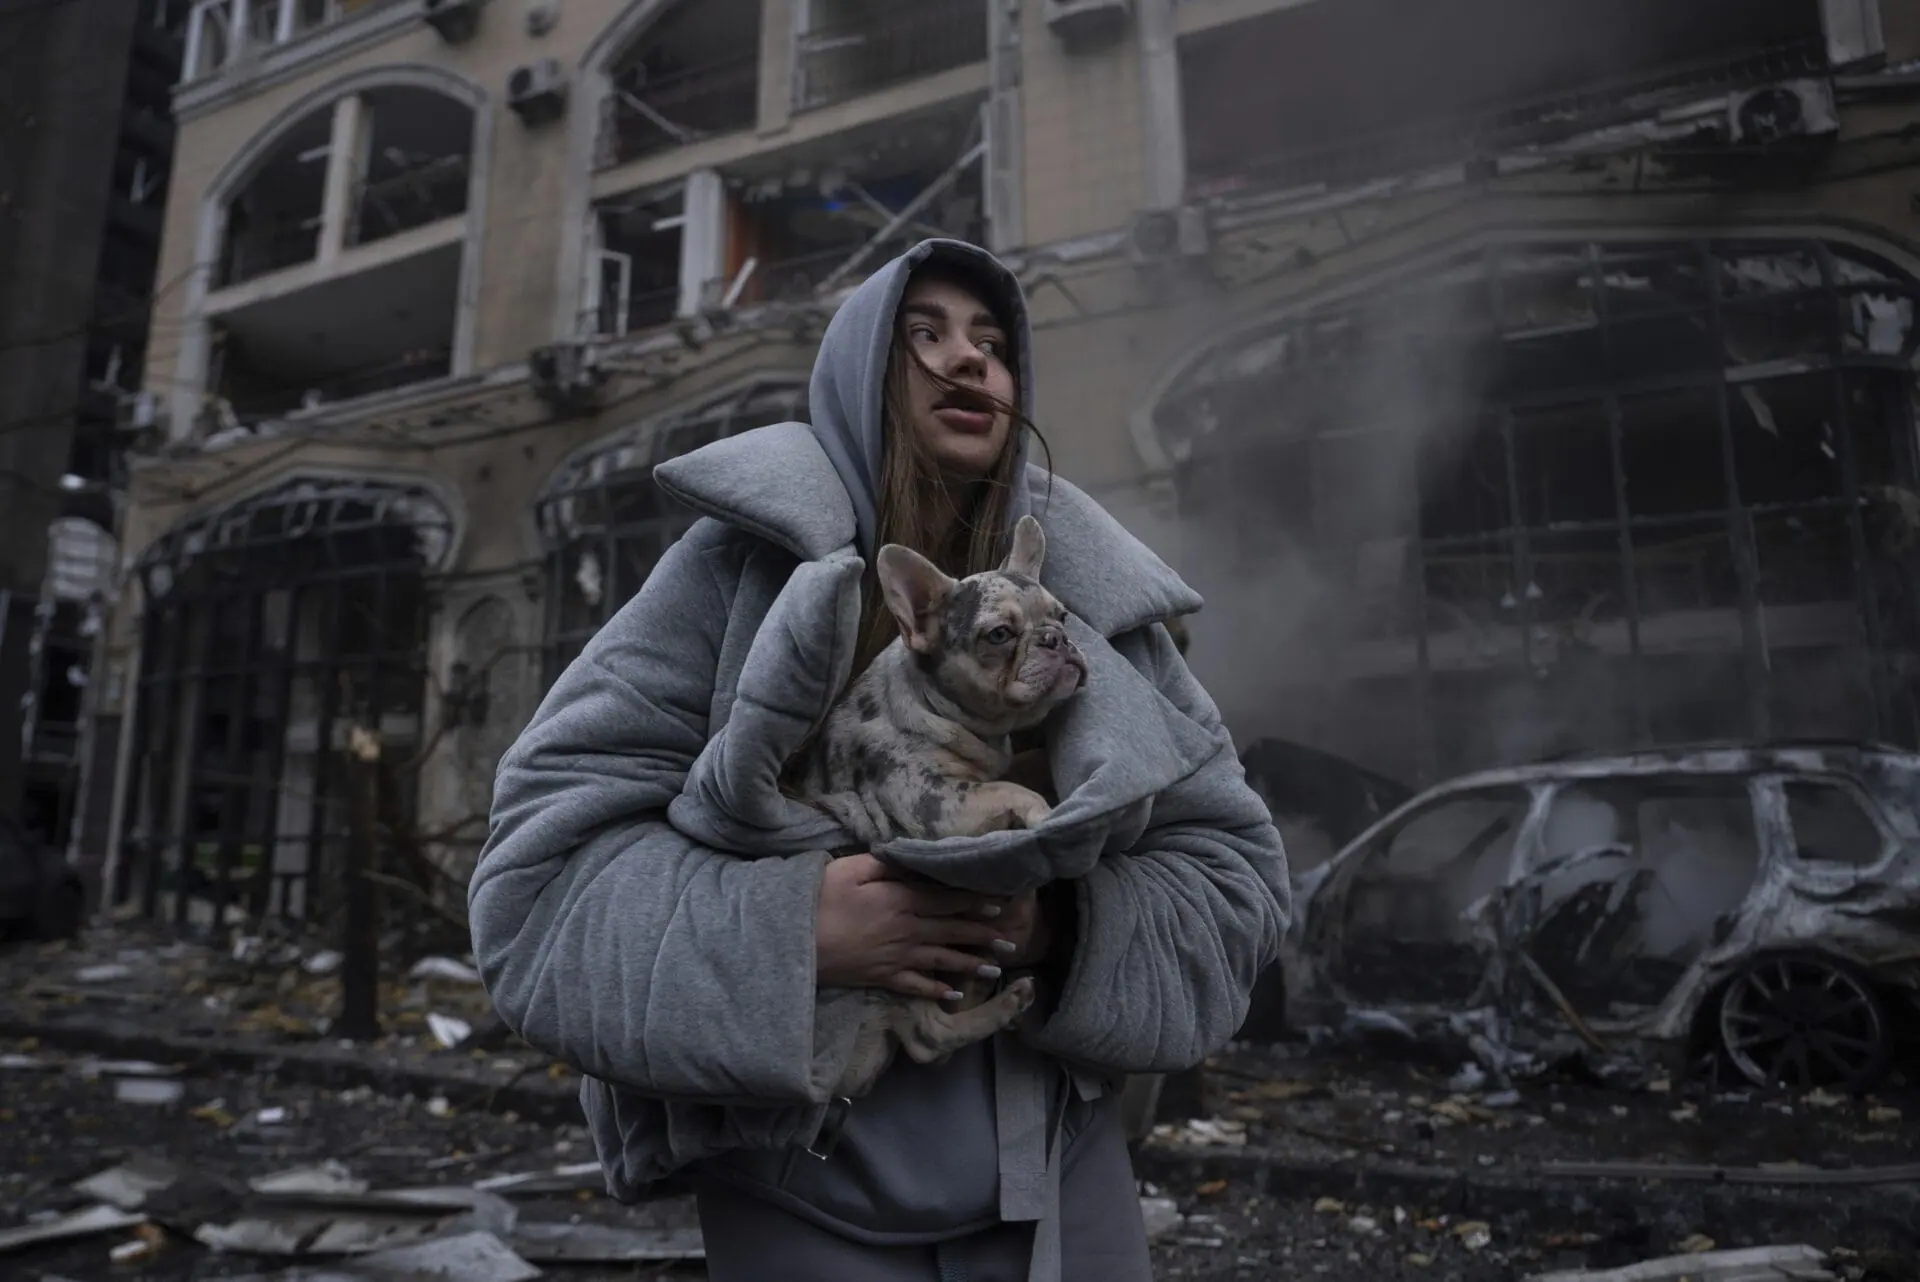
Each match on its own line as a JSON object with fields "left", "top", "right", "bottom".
{"left": 796, "top": 514, "right": 1088, "bottom": 1099}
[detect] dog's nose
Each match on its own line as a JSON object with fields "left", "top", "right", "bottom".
{"left": 1037, "top": 624, "right": 1063, "bottom": 650}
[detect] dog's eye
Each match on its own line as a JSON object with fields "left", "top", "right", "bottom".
{"left": 983, "top": 626, "right": 1014, "bottom": 645}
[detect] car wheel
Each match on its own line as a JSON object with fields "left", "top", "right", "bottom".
{"left": 1716, "top": 950, "right": 1891, "bottom": 1093}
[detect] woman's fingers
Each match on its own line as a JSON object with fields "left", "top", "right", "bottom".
{"left": 881, "top": 970, "right": 966, "bottom": 1002}
{"left": 921, "top": 917, "right": 1016, "bottom": 952}
{"left": 908, "top": 945, "right": 1005, "bottom": 980}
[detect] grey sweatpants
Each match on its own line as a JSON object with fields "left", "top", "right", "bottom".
{"left": 693, "top": 1095, "right": 1153, "bottom": 1282}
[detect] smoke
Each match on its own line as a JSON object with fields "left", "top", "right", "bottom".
{"left": 1120, "top": 275, "right": 1492, "bottom": 785}
{"left": 1532, "top": 786, "right": 1762, "bottom": 962}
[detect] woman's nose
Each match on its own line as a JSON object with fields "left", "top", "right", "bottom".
{"left": 945, "top": 340, "right": 987, "bottom": 378}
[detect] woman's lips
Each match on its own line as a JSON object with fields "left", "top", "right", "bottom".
{"left": 934, "top": 406, "right": 996, "bottom": 435}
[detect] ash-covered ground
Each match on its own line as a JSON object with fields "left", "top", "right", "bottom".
{"left": 3, "top": 926, "right": 1918, "bottom": 1281}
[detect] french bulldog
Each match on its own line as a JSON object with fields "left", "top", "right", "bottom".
{"left": 794, "top": 513, "right": 1088, "bottom": 1100}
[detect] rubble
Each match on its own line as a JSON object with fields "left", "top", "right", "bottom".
{"left": 0, "top": 1204, "right": 146, "bottom": 1254}
{"left": 1526, "top": 1243, "right": 1835, "bottom": 1282}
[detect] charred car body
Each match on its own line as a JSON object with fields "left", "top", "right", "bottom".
{"left": 1283, "top": 740, "right": 1920, "bottom": 1091}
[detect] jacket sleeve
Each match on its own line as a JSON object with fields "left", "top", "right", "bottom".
{"left": 467, "top": 525, "right": 837, "bottom": 1105}
{"left": 1022, "top": 621, "right": 1291, "bottom": 1075}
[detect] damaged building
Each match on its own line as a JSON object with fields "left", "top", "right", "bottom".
{"left": 78, "top": 0, "right": 1920, "bottom": 980}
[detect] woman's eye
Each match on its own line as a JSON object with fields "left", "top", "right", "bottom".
{"left": 978, "top": 337, "right": 1002, "bottom": 357}
{"left": 983, "top": 626, "right": 1014, "bottom": 645}
{"left": 911, "top": 325, "right": 939, "bottom": 343}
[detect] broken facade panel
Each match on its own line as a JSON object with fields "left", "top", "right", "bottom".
{"left": 1161, "top": 237, "right": 1920, "bottom": 788}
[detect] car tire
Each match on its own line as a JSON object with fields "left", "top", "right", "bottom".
{"left": 1716, "top": 949, "right": 1892, "bottom": 1093}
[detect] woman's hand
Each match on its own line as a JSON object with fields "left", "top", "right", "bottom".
{"left": 816, "top": 855, "right": 1019, "bottom": 1000}
{"left": 979, "top": 890, "right": 1052, "bottom": 968}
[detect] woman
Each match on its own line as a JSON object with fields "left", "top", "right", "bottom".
{"left": 469, "top": 239, "right": 1289, "bottom": 1282}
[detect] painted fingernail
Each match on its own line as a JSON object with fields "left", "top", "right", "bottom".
{"left": 992, "top": 939, "right": 1018, "bottom": 956}
{"left": 943, "top": 990, "right": 965, "bottom": 1002}
{"left": 979, "top": 904, "right": 1003, "bottom": 918}
{"left": 977, "top": 964, "right": 1002, "bottom": 980}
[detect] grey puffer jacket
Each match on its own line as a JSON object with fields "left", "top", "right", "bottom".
{"left": 468, "top": 239, "right": 1289, "bottom": 1280}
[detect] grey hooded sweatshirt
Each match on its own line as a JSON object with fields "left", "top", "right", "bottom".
{"left": 468, "top": 239, "right": 1290, "bottom": 1279}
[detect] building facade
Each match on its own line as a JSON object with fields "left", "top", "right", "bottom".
{"left": 0, "top": 0, "right": 184, "bottom": 848}
{"left": 98, "top": 0, "right": 1920, "bottom": 922}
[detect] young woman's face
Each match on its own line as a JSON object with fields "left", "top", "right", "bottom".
{"left": 898, "top": 275, "right": 1017, "bottom": 481}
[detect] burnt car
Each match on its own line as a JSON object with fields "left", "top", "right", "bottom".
{"left": 0, "top": 815, "right": 85, "bottom": 944}
{"left": 1284, "top": 740, "right": 1920, "bottom": 1092}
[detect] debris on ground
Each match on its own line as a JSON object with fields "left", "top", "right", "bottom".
{"left": 1525, "top": 1243, "right": 1836, "bottom": 1281}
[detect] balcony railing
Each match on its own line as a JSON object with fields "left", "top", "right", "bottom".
{"left": 182, "top": 0, "right": 408, "bottom": 85}
{"left": 793, "top": 0, "right": 988, "bottom": 113}
{"left": 597, "top": 54, "right": 762, "bottom": 169}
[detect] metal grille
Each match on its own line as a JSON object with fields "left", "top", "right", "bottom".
{"left": 536, "top": 377, "right": 810, "bottom": 686}
{"left": 116, "top": 477, "right": 453, "bottom": 927}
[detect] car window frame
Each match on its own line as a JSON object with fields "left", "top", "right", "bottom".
{"left": 1763, "top": 770, "right": 1899, "bottom": 875}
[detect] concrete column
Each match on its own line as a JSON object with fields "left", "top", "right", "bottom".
{"left": 984, "top": 0, "right": 1025, "bottom": 252}
{"left": 317, "top": 93, "right": 371, "bottom": 263}
{"left": 275, "top": 0, "right": 296, "bottom": 43}
{"left": 756, "top": 0, "right": 796, "bottom": 137}
{"left": 677, "top": 168, "right": 728, "bottom": 317}
{"left": 183, "top": 2, "right": 208, "bottom": 78}
{"left": 1137, "top": 0, "right": 1186, "bottom": 210}
{"left": 1822, "top": 0, "right": 1884, "bottom": 65}
{"left": 225, "top": 0, "right": 251, "bottom": 60}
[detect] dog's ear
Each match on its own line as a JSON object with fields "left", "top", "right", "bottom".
{"left": 876, "top": 544, "right": 956, "bottom": 654}
{"left": 1000, "top": 515, "right": 1045, "bottom": 580}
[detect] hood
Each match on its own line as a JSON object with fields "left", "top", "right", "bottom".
{"left": 808, "top": 238, "right": 1037, "bottom": 559}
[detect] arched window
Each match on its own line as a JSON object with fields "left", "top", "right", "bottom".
{"left": 119, "top": 476, "right": 454, "bottom": 925}
{"left": 536, "top": 377, "right": 809, "bottom": 681}
{"left": 1153, "top": 236, "right": 1920, "bottom": 781}
{"left": 199, "top": 79, "right": 482, "bottom": 432}
{"left": 218, "top": 85, "right": 474, "bottom": 287}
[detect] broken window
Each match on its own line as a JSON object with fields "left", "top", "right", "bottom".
{"left": 537, "top": 379, "right": 809, "bottom": 683}
{"left": 1162, "top": 237, "right": 1920, "bottom": 783}
{"left": 1336, "top": 787, "right": 1530, "bottom": 1005}
{"left": 117, "top": 478, "right": 450, "bottom": 928}
{"left": 712, "top": 108, "right": 987, "bottom": 305}
{"left": 598, "top": 0, "right": 763, "bottom": 168}
{"left": 218, "top": 107, "right": 332, "bottom": 287}
{"left": 793, "top": 0, "right": 988, "bottom": 113}
{"left": 348, "top": 87, "right": 472, "bottom": 248}
{"left": 586, "top": 188, "right": 684, "bottom": 337}
{"left": 1180, "top": 0, "right": 1828, "bottom": 195}
{"left": 1526, "top": 776, "right": 1762, "bottom": 1017}
{"left": 1783, "top": 779, "right": 1888, "bottom": 867}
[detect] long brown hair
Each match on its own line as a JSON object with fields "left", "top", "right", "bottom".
{"left": 850, "top": 262, "right": 1050, "bottom": 676}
